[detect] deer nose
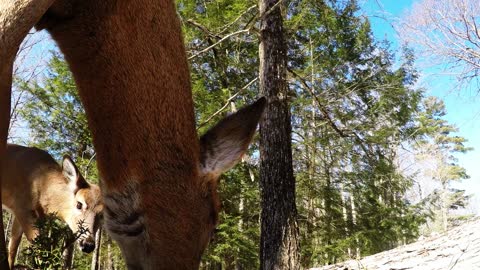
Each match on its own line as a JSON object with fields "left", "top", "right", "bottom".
{"left": 80, "top": 240, "right": 95, "bottom": 253}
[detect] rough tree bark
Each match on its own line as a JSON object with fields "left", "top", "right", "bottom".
{"left": 258, "top": 0, "right": 300, "bottom": 269}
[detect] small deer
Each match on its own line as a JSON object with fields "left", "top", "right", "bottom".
{"left": 2, "top": 144, "right": 103, "bottom": 268}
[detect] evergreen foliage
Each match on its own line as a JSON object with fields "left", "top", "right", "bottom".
{"left": 413, "top": 97, "right": 472, "bottom": 232}
{"left": 22, "top": 214, "right": 79, "bottom": 270}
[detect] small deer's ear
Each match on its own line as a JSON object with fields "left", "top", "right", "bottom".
{"left": 62, "top": 155, "right": 89, "bottom": 192}
{"left": 199, "top": 97, "right": 266, "bottom": 176}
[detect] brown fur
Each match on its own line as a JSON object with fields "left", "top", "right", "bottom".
{"left": 2, "top": 144, "right": 102, "bottom": 268}
{"left": 0, "top": 1, "right": 266, "bottom": 269}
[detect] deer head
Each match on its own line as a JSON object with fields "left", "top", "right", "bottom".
{"left": 62, "top": 156, "right": 103, "bottom": 253}
{"left": 103, "top": 98, "right": 266, "bottom": 269}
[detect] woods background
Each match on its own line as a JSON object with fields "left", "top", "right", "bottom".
{"left": 5, "top": 0, "right": 478, "bottom": 269}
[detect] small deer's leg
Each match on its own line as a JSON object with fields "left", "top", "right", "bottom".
{"left": 15, "top": 212, "right": 39, "bottom": 242}
{"left": 8, "top": 217, "right": 23, "bottom": 269}
{"left": 21, "top": 223, "right": 39, "bottom": 243}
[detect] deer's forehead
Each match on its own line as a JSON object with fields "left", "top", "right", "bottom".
{"left": 76, "top": 185, "right": 103, "bottom": 207}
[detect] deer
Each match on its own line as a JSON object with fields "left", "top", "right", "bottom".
{"left": 3, "top": 144, "right": 103, "bottom": 268}
{"left": 0, "top": 0, "right": 266, "bottom": 269}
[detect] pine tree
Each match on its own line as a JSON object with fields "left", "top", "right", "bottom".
{"left": 414, "top": 96, "right": 472, "bottom": 232}
{"left": 288, "top": 0, "right": 425, "bottom": 264}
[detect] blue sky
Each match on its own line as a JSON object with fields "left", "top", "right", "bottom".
{"left": 361, "top": 0, "right": 480, "bottom": 207}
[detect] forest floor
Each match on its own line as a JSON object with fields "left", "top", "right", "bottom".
{"left": 312, "top": 217, "right": 480, "bottom": 270}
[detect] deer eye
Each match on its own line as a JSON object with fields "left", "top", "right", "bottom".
{"left": 76, "top": 202, "right": 83, "bottom": 210}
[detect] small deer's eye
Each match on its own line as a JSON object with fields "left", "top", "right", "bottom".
{"left": 76, "top": 202, "right": 83, "bottom": 210}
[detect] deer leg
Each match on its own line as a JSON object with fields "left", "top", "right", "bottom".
{"left": 19, "top": 221, "right": 39, "bottom": 243}
{"left": 7, "top": 217, "right": 23, "bottom": 269}
{"left": 12, "top": 211, "right": 39, "bottom": 243}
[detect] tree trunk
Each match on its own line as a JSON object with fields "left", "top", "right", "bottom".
{"left": 441, "top": 182, "right": 448, "bottom": 232}
{"left": 339, "top": 181, "right": 350, "bottom": 257}
{"left": 62, "top": 244, "right": 74, "bottom": 270}
{"left": 91, "top": 227, "right": 102, "bottom": 270}
{"left": 106, "top": 237, "right": 114, "bottom": 270}
{"left": 324, "top": 164, "right": 333, "bottom": 264}
{"left": 350, "top": 193, "right": 360, "bottom": 259}
{"left": 258, "top": 0, "right": 300, "bottom": 269}
{"left": 4, "top": 212, "right": 13, "bottom": 243}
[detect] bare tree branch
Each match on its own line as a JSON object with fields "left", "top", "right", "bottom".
{"left": 288, "top": 68, "right": 374, "bottom": 159}
{"left": 188, "top": 29, "right": 251, "bottom": 60}
{"left": 8, "top": 30, "right": 50, "bottom": 141}
{"left": 398, "top": 0, "right": 480, "bottom": 89}
{"left": 216, "top": 4, "right": 257, "bottom": 35}
{"left": 186, "top": 19, "right": 222, "bottom": 39}
{"left": 197, "top": 76, "right": 258, "bottom": 129}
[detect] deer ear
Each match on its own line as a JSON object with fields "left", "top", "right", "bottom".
{"left": 199, "top": 97, "right": 266, "bottom": 176}
{"left": 62, "top": 155, "right": 89, "bottom": 192}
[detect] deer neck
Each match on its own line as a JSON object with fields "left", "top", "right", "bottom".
{"left": 40, "top": 0, "right": 200, "bottom": 191}
{"left": 38, "top": 1, "right": 205, "bottom": 267}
